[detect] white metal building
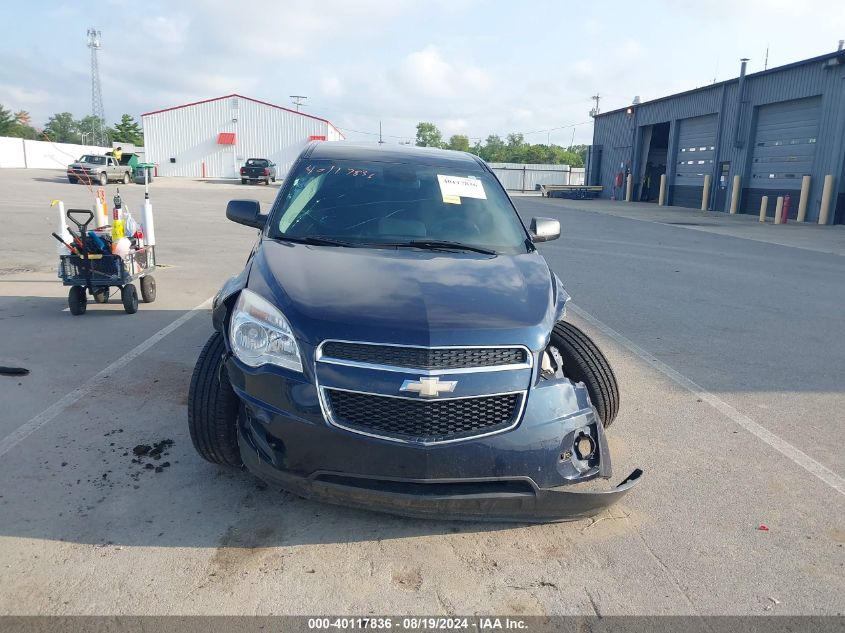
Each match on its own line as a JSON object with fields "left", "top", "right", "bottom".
{"left": 141, "top": 94, "right": 344, "bottom": 178}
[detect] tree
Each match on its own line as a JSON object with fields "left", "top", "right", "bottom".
{"left": 0, "top": 104, "right": 14, "bottom": 136}
{"left": 14, "top": 110, "right": 31, "bottom": 126}
{"left": 415, "top": 121, "right": 444, "bottom": 148}
{"left": 506, "top": 133, "right": 525, "bottom": 149}
{"left": 111, "top": 114, "right": 144, "bottom": 146}
{"left": 76, "top": 115, "right": 109, "bottom": 145}
{"left": 478, "top": 134, "right": 506, "bottom": 162}
{"left": 43, "top": 112, "right": 79, "bottom": 143}
{"left": 447, "top": 134, "right": 470, "bottom": 152}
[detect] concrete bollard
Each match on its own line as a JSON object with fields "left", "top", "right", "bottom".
{"left": 729, "top": 175, "right": 741, "bottom": 214}
{"left": 701, "top": 174, "right": 711, "bottom": 211}
{"left": 774, "top": 196, "right": 784, "bottom": 225}
{"left": 818, "top": 175, "right": 835, "bottom": 225}
{"left": 796, "top": 175, "right": 811, "bottom": 223}
{"left": 658, "top": 174, "right": 667, "bottom": 206}
{"left": 759, "top": 196, "right": 768, "bottom": 222}
{"left": 625, "top": 174, "right": 633, "bottom": 202}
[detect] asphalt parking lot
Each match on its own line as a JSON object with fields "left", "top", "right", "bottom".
{"left": 0, "top": 169, "right": 843, "bottom": 616}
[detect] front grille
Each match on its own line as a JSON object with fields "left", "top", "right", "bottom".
{"left": 321, "top": 342, "right": 527, "bottom": 369}
{"left": 326, "top": 389, "right": 521, "bottom": 442}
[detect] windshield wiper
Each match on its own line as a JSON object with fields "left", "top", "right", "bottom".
{"left": 382, "top": 240, "right": 497, "bottom": 255}
{"left": 276, "top": 235, "right": 359, "bottom": 247}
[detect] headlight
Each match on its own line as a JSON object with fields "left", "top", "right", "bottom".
{"left": 229, "top": 289, "right": 302, "bottom": 372}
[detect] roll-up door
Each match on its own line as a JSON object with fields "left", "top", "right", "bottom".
{"left": 750, "top": 96, "right": 820, "bottom": 190}
{"left": 673, "top": 114, "right": 717, "bottom": 208}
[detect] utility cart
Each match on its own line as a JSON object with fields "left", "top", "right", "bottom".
{"left": 57, "top": 209, "right": 157, "bottom": 315}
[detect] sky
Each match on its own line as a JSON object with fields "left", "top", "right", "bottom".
{"left": 1, "top": 0, "right": 844, "bottom": 146}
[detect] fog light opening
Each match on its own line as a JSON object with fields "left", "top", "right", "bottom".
{"left": 574, "top": 433, "right": 595, "bottom": 460}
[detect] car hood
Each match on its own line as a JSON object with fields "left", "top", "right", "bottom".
{"left": 248, "top": 240, "right": 565, "bottom": 350}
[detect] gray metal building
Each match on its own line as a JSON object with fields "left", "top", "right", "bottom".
{"left": 587, "top": 49, "right": 845, "bottom": 224}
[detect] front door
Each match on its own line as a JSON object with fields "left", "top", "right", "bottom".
{"left": 715, "top": 161, "right": 731, "bottom": 211}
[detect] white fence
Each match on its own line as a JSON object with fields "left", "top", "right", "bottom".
{"left": 0, "top": 136, "right": 112, "bottom": 169}
{"left": 489, "top": 162, "right": 585, "bottom": 191}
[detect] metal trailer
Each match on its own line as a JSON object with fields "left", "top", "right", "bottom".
{"left": 57, "top": 209, "right": 157, "bottom": 315}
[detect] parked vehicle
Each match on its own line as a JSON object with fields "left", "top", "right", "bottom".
{"left": 188, "top": 142, "right": 641, "bottom": 522}
{"left": 67, "top": 155, "right": 132, "bottom": 186}
{"left": 240, "top": 158, "right": 276, "bottom": 185}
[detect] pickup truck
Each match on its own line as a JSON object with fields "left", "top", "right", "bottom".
{"left": 67, "top": 155, "right": 132, "bottom": 186}
{"left": 240, "top": 158, "right": 276, "bottom": 185}
{"left": 187, "top": 141, "right": 642, "bottom": 522}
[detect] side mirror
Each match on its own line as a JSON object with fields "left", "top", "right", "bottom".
{"left": 529, "top": 217, "right": 560, "bottom": 242}
{"left": 226, "top": 199, "right": 266, "bottom": 229}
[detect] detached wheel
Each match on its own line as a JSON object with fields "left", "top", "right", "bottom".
{"left": 140, "top": 275, "right": 156, "bottom": 303}
{"left": 188, "top": 331, "right": 243, "bottom": 467}
{"left": 550, "top": 320, "right": 620, "bottom": 428}
{"left": 93, "top": 288, "right": 109, "bottom": 303}
{"left": 122, "top": 172, "right": 130, "bottom": 185}
{"left": 99, "top": 172, "right": 108, "bottom": 186}
{"left": 121, "top": 284, "right": 139, "bottom": 314}
{"left": 68, "top": 287, "right": 87, "bottom": 315}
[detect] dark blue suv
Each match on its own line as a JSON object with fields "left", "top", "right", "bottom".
{"left": 188, "top": 142, "right": 641, "bottom": 521}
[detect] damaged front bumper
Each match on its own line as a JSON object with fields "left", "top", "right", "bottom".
{"left": 228, "top": 354, "right": 643, "bottom": 523}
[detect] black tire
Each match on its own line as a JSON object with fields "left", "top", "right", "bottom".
{"left": 99, "top": 172, "right": 108, "bottom": 186}
{"left": 122, "top": 172, "right": 130, "bottom": 185}
{"left": 121, "top": 284, "right": 139, "bottom": 314}
{"left": 93, "top": 288, "right": 109, "bottom": 304}
{"left": 241, "top": 178, "right": 247, "bottom": 184}
{"left": 188, "top": 331, "right": 243, "bottom": 467}
{"left": 265, "top": 177, "right": 271, "bottom": 185}
{"left": 550, "top": 320, "right": 620, "bottom": 428}
{"left": 67, "top": 176, "right": 78, "bottom": 184}
{"left": 271, "top": 175, "right": 276, "bottom": 183}
{"left": 68, "top": 286, "right": 87, "bottom": 315}
{"left": 140, "top": 275, "right": 156, "bottom": 303}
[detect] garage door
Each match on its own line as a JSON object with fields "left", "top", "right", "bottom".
{"left": 750, "top": 96, "right": 821, "bottom": 190}
{"left": 673, "top": 114, "right": 717, "bottom": 207}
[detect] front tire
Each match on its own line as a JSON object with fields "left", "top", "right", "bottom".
{"left": 550, "top": 321, "right": 620, "bottom": 428}
{"left": 68, "top": 287, "right": 87, "bottom": 315}
{"left": 99, "top": 172, "right": 108, "bottom": 186}
{"left": 67, "top": 176, "right": 78, "bottom": 184}
{"left": 241, "top": 178, "right": 247, "bottom": 184}
{"left": 122, "top": 172, "right": 130, "bottom": 185}
{"left": 188, "top": 331, "right": 243, "bottom": 467}
{"left": 121, "top": 284, "right": 139, "bottom": 314}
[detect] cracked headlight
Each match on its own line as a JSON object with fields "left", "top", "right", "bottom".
{"left": 229, "top": 289, "right": 302, "bottom": 372}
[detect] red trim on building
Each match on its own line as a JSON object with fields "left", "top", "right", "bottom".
{"left": 309, "top": 135, "right": 327, "bottom": 141}
{"left": 141, "top": 94, "right": 345, "bottom": 138}
{"left": 217, "top": 132, "right": 236, "bottom": 145}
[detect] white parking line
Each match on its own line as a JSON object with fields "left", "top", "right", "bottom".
{"left": 569, "top": 303, "right": 845, "bottom": 496}
{"left": 0, "top": 297, "right": 213, "bottom": 459}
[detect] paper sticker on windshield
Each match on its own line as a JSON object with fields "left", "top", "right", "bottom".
{"left": 437, "top": 175, "right": 487, "bottom": 202}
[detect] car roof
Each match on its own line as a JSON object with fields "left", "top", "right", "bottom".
{"left": 306, "top": 141, "right": 487, "bottom": 171}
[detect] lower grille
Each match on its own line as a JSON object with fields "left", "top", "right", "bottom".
{"left": 325, "top": 389, "right": 521, "bottom": 443}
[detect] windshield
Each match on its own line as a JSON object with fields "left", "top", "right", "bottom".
{"left": 78, "top": 155, "right": 106, "bottom": 165}
{"left": 246, "top": 159, "right": 269, "bottom": 167}
{"left": 268, "top": 159, "right": 529, "bottom": 254}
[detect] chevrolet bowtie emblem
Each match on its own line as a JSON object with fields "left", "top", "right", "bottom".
{"left": 400, "top": 377, "right": 458, "bottom": 398}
